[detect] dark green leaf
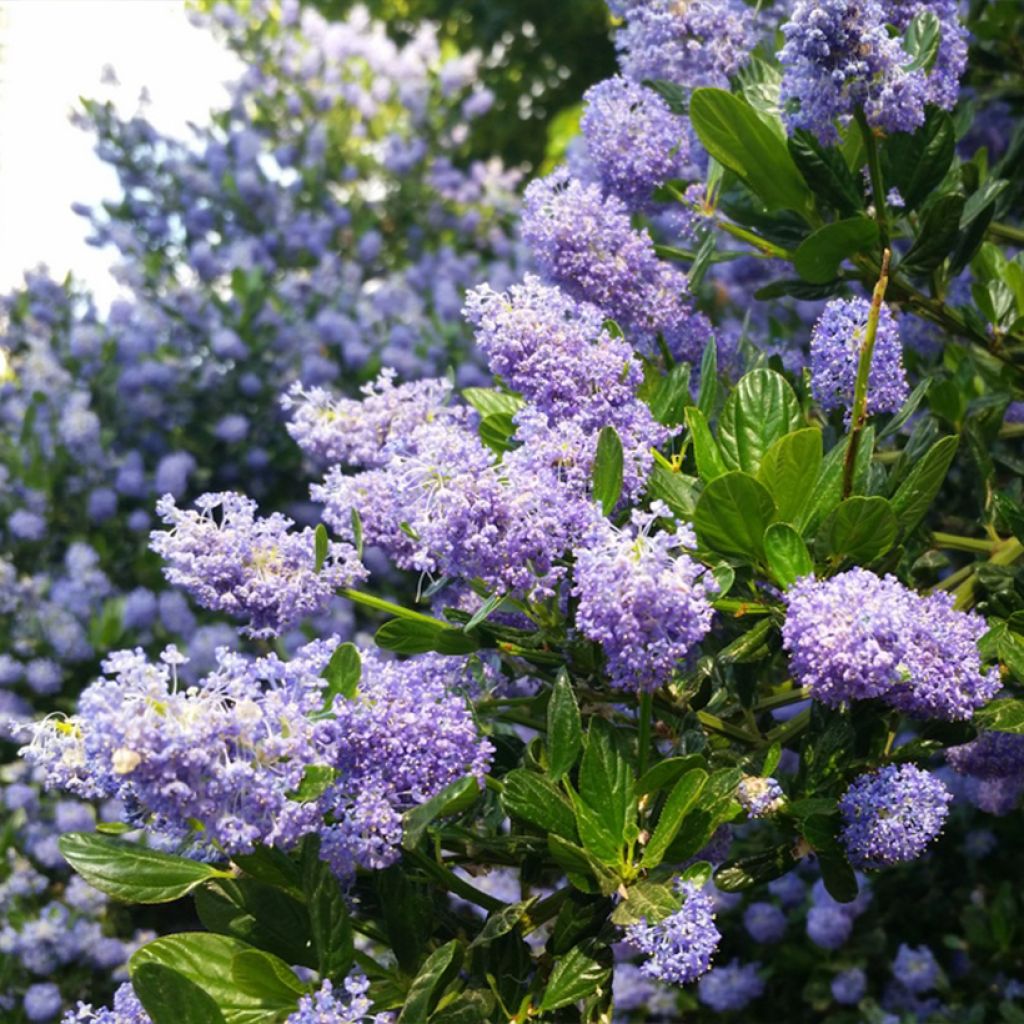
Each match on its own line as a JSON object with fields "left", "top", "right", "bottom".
{"left": 133, "top": 963, "right": 227, "bottom": 1024}
{"left": 794, "top": 217, "right": 878, "bottom": 283}
{"left": 685, "top": 406, "right": 727, "bottom": 481}
{"left": 397, "top": 941, "right": 463, "bottom": 1024}
{"left": 901, "top": 193, "right": 966, "bottom": 275}
{"left": 788, "top": 130, "right": 863, "bottom": 215}
{"left": 403, "top": 777, "right": 481, "bottom": 850}
{"left": 697, "top": 337, "right": 719, "bottom": 418}
{"left": 754, "top": 278, "right": 845, "bottom": 301}
{"left": 763, "top": 522, "right": 814, "bottom": 589}
{"left": 59, "top": 833, "right": 229, "bottom": 905}
{"left": 694, "top": 471, "right": 777, "bottom": 561}
{"left": 593, "top": 426, "right": 625, "bottom": 515}
{"left": 649, "top": 362, "right": 692, "bottom": 426}
{"left": 321, "top": 642, "right": 361, "bottom": 704}
{"left": 501, "top": 770, "right": 577, "bottom": 841}
{"left": 974, "top": 699, "right": 1024, "bottom": 734}
{"left": 757, "top": 428, "right": 824, "bottom": 524}
{"left": 890, "top": 435, "right": 958, "bottom": 534}
{"left": 303, "top": 841, "right": 354, "bottom": 981}
{"left": 374, "top": 618, "right": 479, "bottom": 656}
{"left": 636, "top": 755, "right": 707, "bottom": 795}
{"left": 546, "top": 835, "right": 620, "bottom": 896}
{"left": 547, "top": 672, "right": 583, "bottom": 782}
{"left": 642, "top": 769, "right": 708, "bottom": 869}
{"left": 314, "top": 524, "right": 329, "bottom": 573}
{"left": 689, "top": 88, "right": 812, "bottom": 213}
{"left": 817, "top": 496, "right": 899, "bottom": 563}
{"left": 718, "top": 369, "right": 803, "bottom": 474}
{"left": 578, "top": 719, "right": 634, "bottom": 864}
{"left": 883, "top": 109, "right": 955, "bottom": 211}
{"left": 609, "top": 880, "right": 681, "bottom": 927}
{"left": 799, "top": 427, "right": 875, "bottom": 536}
{"left": 646, "top": 465, "right": 699, "bottom": 519}
{"left": 539, "top": 945, "right": 611, "bottom": 1012}
{"left": 819, "top": 852, "right": 859, "bottom": 903}
{"left": 468, "top": 898, "right": 538, "bottom": 950}
{"left": 715, "top": 845, "right": 797, "bottom": 892}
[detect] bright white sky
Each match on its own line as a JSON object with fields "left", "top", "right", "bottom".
{"left": 0, "top": 0, "right": 240, "bottom": 305}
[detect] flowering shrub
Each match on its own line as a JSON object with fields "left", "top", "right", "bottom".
{"left": 6, "top": 0, "right": 1024, "bottom": 1022}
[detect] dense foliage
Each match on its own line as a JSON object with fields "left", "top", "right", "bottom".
{"left": 3, "top": 1, "right": 1024, "bottom": 1022}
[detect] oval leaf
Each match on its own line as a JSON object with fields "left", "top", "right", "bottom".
{"left": 718, "top": 369, "right": 803, "bottom": 474}
{"left": 763, "top": 522, "right": 814, "bottom": 589}
{"left": 694, "top": 471, "right": 777, "bottom": 562}
{"left": 547, "top": 672, "right": 583, "bottom": 782}
{"left": 133, "top": 963, "right": 227, "bottom": 1024}
{"left": 794, "top": 217, "right": 878, "bottom": 284}
{"left": 817, "top": 495, "right": 899, "bottom": 563}
{"left": 593, "top": 425, "right": 624, "bottom": 515}
{"left": 757, "top": 428, "right": 823, "bottom": 524}
{"left": 641, "top": 769, "right": 708, "bottom": 869}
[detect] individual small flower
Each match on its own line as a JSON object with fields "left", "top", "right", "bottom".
{"left": 696, "top": 959, "right": 765, "bottom": 1012}
{"left": 782, "top": 569, "right": 999, "bottom": 720}
{"left": 892, "top": 944, "right": 941, "bottom": 994}
{"left": 810, "top": 298, "right": 908, "bottom": 422}
{"left": 839, "top": 764, "right": 952, "bottom": 868}
{"left": 737, "top": 775, "right": 785, "bottom": 817}
{"left": 151, "top": 492, "right": 366, "bottom": 638}
{"left": 573, "top": 505, "right": 716, "bottom": 691}
{"left": 286, "top": 974, "right": 394, "bottom": 1024}
{"left": 624, "top": 880, "right": 721, "bottom": 986}
{"left": 743, "top": 902, "right": 787, "bottom": 944}
{"left": 579, "top": 76, "right": 691, "bottom": 208}
{"left": 832, "top": 967, "right": 867, "bottom": 1005}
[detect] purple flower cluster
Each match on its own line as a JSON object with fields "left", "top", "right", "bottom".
{"left": 521, "top": 169, "right": 711, "bottom": 362}
{"left": 780, "top": 0, "right": 967, "bottom": 143}
{"left": 624, "top": 880, "right": 721, "bottom": 986}
{"left": 832, "top": 967, "right": 868, "bottom": 1005}
{"left": 573, "top": 506, "right": 717, "bottom": 692}
{"left": 946, "top": 732, "right": 1024, "bottom": 816}
{"left": 737, "top": 775, "right": 785, "bottom": 818}
{"left": 286, "top": 974, "right": 393, "bottom": 1024}
{"left": 613, "top": 0, "right": 757, "bottom": 91}
{"left": 696, "top": 959, "right": 765, "bottom": 1012}
{"left": 743, "top": 902, "right": 787, "bottom": 944}
{"left": 23, "top": 642, "right": 491, "bottom": 875}
{"left": 805, "top": 876, "right": 873, "bottom": 950}
{"left": 839, "top": 764, "right": 952, "bottom": 868}
{"left": 579, "top": 76, "right": 691, "bottom": 210}
{"left": 62, "top": 984, "right": 150, "bottom": 1024}
{"left": 150, "top": 492, "right": 366, "bottom": 638}
{"left": 783, "top": 569, "right": 999, "bottom": 720}
{"left": 892, "top": 943, "right": 941, "bottom": 994}
{"left": 810, "top": 298, "right": 908, "bottom": 422}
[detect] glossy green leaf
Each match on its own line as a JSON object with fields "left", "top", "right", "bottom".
{"left": 313, "top": 524, "right": 329, "bottom": 573}
{"left": 793, "top": 217, "right": 878, "bottom": 283}
{"left": 462, "top": 387, "right": 522, "bottom": 419}
{"left": 890, "top": 435, "right": 958, "bottom": 534}
{"left": 403, "top": 777, "right": 481, "bottom": 850}
{"left": 397, "top": 941, "right": 463, "bottom": 1023}
{"left": 697, "top": 337, "right": 719, "bottom": 418}
{"left": 715, "top": 845, "right": 798, "bottom": 892}
{"left": 636, "top": 755, "right": 707, "bottom": 796}
{"left": 303, "top": 842, "right": 354, "bottom": 981}
{"left": 609, "top": 880, "right": 680, "bottom": 927}
{"left": 689, "top": 88, "right": 812, "bottom": 213}
{"left": 798, "top": 426, "right": 875, "bottom": 536}
{"left": 685, "top": 406, "right": 727, "bottom": 481}
{"left": 288, "top": 765, "right": 335, "bottom": 803}
{"left": 578, "top": 719, "right": 634, "bottom": 864}
{"left": 883, "top": 108, "right": 955, "bottom": 211}
{"left": 757, "top": 427, "right": 823, "bottom": 524}
{"left": 231, "top": 950, "right": 306, "bottom": 1008}
{"left": 817, "top": 496, "right": 899, "bottom": 563}
{"left": 902, "top": 9, "right": 942, "bottom": 72}
{"left": 478, "top": 412, "right": 517, "bottom": 454}
{"left": 501, "top": 769, "right": 577, "bottom": 841}
{"left": 321, "top": 642, "right": 361, "bottom": 704}
{"left": 641, "top": 769, "right": 708, "bottom": 869}
{"left": 763, "top": 522, "right": 814, "bottom": 589}
{"left": 901, "top": 192, "right": 966, "bottom": 275}
{"left": 131, "top": 933, "right": 278, "bottom": 1024}
{"left": 787, "top": 130, "right": 863, "bottom": 215}
{"left": 645, "top": 465, "right": 700, "bottom": 519}
{"left": 59, "top": 833, "right": 229, "bottom": 905}
{"left": 374, "top": 618, "right": 478, "bottom": 656}
{"left": 649, "top": 362, "right": 692, "bottom": 426}
{"left": 974, "top": 698, "right": 1024, "bottom": 734}
{"left": 718, "top": 369, "right": 803, "bottom": 474}
{"left": 539, "top": 944, "right": 611, "bottom": 1012}
{"left": 593, "top": 425, "right": 624, "bottom": 515}
{"left": 694, "top": 471, "right": 777, "bottom": 561}
{"left": 133, "top": 963, "right": 227, "bottom": 1024}
{"left": 547, "top": 672, "right": 583, "bottom": 782}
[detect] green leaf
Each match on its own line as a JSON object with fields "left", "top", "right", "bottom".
{"left": 468, "top": 899, "right": 538, "bottom": 950}
{"left": 539, "top": 945, "right": 611, "bottom": 1012}
{"left": 374, "top": 618, "right": 479, "bottom": 656}
{"left": 715, "top": 845, "right": 798, "bottom": 892}
{"left": 593, "top": 426, "right": 624, "bottom": 515}
{"left": 58, "top": 833, "right": 228, "bottom": 905}
{"left": 132, "top": 933, "right": 278, "bottom": 1024}
{"left": 636, "top": 755, "right": 707, "bottom": 796}
{"left": 231, "top": 950, "right": 307, "bottom": 1008}
{"left": 974, "top": 698, "right": 1024, "bottom": 734}
{"left": 314, "top": 524, "right": 329, "bottom": 573}
{"left": 403, "top": 777, "right": 481, "bottom": 850}
{"left": 793, "top": 217, "right": 878, "bottom": 283}
{"left": 787, "top": 130, "right": 864, "bottom": 215}
{"left": 478, "top": 412, "right": 517, "bottom": 454}
{"left": 578, "top": 719, "right": 634, "bottom": 865}
{"left": 302, "top": 842, "right": 354, "bottom": 982}
{"left": 757, "top": 428, "right": 824, "bottom": 524}
{"left": 798, "top": 427, "right": 875, "bottom": 536}
{"left": 350, "top": 508, "right": 363, "bottom": 560}
{"left": 609, "top": 880, "right": 681, "bottom": 927}
{"left": 819, "top": 852, "right": 859, "bottom": 904}
{"left": 697, "top": 337, "right": 719, "bottom": 418}
{"left": 547, "top": 672, "right": 583, "bottom": 782}
{"left": 462, "top": 387, "right": 522, "bottom": 419}
{"left": 883, "top": 109, "right": 955, "bottom": 211}
{"left": 321, "top": 642, "right": 361, "bottom": 706}
{"left": 397, "top": 941, "right": 464, "bottom": 1023}
{"left": 890, "top": 435, "right": 958, "bottom": 534}
{"left": 649, "top": 362, "right": 692, "bottom": 426}
{"left": 901, "top": 193, "right": 966, "bottom": 275}
{"left": 718, "top": 369, "right": 803, "bottom": 474}
{"left": 817, "top": 496, "right": 899, "bottom": 563}
{"left": 902, "top": 9, "right": 942, "bottom": 72}
{"left": 689, "top": 88, "right": 812, "bottom": 213}
{"left": 685, "top": 406, "right": 727, "bottom": 481}
{"left": 546, "top": 835, "right": 620, "bottom": 896}
{"left": 288, "top": 765, "right": 336, "bottom": 803}
{"left": 763, "top": 522, "right": 814, "bottom": 588}
{"left": 646, "top": 465, "right": 699, "bottom": 519}
{"left": 694, "top": 471, "right": 777, "bottom": 561}
{"left": 641, "top": 769, "right": 708, "bottom": 869}
{"left": 133, "top": 964, "right": 228, "bottom": 1024}
{"left": 501, "top": 769, "right": 577, "bottom": 841}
